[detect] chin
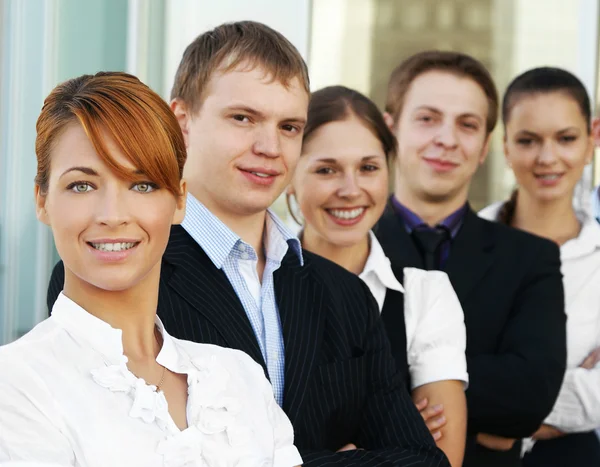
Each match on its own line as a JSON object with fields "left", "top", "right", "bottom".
{"left": 82, "top": 271, "right": 150, "bottom": 293}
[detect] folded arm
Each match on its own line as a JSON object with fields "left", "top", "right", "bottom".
{"left": 467, "top": 240, "right": 566, "bottom": 438}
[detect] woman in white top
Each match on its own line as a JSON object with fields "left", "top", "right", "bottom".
{"left": 0, "top": 72, "right": 301, "bottom": 467}
{"left": 286, "top": 85, "right": 468, "bottom": 466}
{"left": 480, "top": 67, "right": 600, "bottom": 466}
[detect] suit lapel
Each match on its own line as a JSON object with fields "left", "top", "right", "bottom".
{"left": 444, "top": 208, "right": 495, "bottom": 301}
{"left": 275, "top": 251, "right": 325, "bottom": 422}
{"left": 375, "top": 204, "right": 425, "bottom": 277}
{"left": 162, "top": 225, "right": 266, "bottom": 369}
{"left": 376, "top": 202, "right": 496, "bottom": 301}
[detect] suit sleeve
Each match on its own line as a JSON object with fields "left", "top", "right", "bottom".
{"left": 301, "top": 280, "right": 449, "bottom": 467}
{"left": 465, "top": 239, "right": 567, "bottom": 437}
{"left": 47, "top": 261, "right": 65, "bottom": 315}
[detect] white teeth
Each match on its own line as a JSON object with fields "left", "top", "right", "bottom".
{"left": 538, "top": 174, "right": 560, "bottom": 180}
{"left": 251, "top": 172, "right": 270, "bottom": 178}
{"left": 328, "top": 208, "right": 365, "bottom": 220}
{"left": 90, "top": 242, "right": 137, "bottom": 252}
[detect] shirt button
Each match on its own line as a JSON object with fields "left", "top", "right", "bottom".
{"left": 241, "top": 252, "right": 250, "bottom": 260}
{"left": 238, "top": 243, "right": 247, "bottom": 252}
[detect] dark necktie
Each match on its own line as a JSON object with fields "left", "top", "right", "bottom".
{"left": 411, "top": 227, "right": 450, "bottom": 270}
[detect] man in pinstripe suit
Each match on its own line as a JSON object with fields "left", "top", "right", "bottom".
{"left": 48, "top": 22, "right": 448, "bottom": 466}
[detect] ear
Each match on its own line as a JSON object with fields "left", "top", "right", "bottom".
{"left": 479, "top": 133, "right": 492, "bottom": 165}
{"left": 383, "top": 112, "right": 396, "bottom": 132}
{"left": 591, "top": 117, "right": 600, "bottom": 148}
{"left": 170, "top": 99, "right": 191, "bottom": 148}
{"left": 34, "top": 184, "right": 50, "bottom": 225}
{"left": 172, "top": 180, "right": 188, "bottom": 225}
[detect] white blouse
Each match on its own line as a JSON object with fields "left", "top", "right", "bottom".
{"left": 480, "top": 203, "right": 600, "bottom": 433}
{"left": 0, "top": 294, "right": 302, "bottom": 467}
{"left": 359, "top": 231, "right": 469, "bottom": 389}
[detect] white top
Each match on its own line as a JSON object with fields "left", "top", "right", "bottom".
{"left": 480, "top": 202, "right": 600, "bottom": 433}
{"left": 359, "top": 231, "right": 469, "bottom": 389}
{"left": 0, "top": 294, "right": 302, "bottom": 467}
{"left": 591, "top": 185, "right": 599, "bottom": 222}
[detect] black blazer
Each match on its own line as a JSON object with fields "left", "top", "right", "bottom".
{"left": 375, "top": 206, "right": 567, "bottom": 467}
{"left": 48, "top": 225, "right": 448, "bottom": 467}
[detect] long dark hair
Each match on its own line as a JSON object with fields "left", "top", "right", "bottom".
{"left": 498, "top": 67, "right": 591, "bottom": 225}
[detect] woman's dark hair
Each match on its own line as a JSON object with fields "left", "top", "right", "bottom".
{"left": 303, "top": 85, "right": 397, "bottom": 160}
{"left": 498, "top": 67, "right": 591, "bottom": 225}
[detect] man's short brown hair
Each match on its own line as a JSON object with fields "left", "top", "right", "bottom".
{"left": 170, "top": 21, "right": 310, "bottom": 113}
{"left": 385, "top": 50, "right": 499, "bottom": 134}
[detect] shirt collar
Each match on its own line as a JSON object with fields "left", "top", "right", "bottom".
{"left": 391, "top": 196, "right": 467, "bottom": 237}
{"left": 50, "top": 293, "right": 182, "bottom": 371}
{"left": 181, "top": 193, "right": 303, "bottom": 268}
{"left": 360, "top": 231, "right": 404, "bottom": 293}
{"left": 561, "top": 210, "right": 600, "bottom": 260}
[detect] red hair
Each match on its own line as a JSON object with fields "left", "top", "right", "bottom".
{"left": 35, "top": 72, "right": 186, "bottom": 196}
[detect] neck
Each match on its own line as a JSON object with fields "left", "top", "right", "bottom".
{"left": 191, "top": 188, "right": 267, "bottom": 258}
{"left": 301, "top": 228, "right": 369, "bottom": 275}
{"left": 511, "top": 190, "right": 580, "bottom": 245}
{"left": 62, "top": 264, "right": 162, "bottom": 360}
{"left": 394, "top": 179, "right": 467, "bottom": 226}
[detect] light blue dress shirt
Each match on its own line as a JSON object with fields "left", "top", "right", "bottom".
{"left": 180, "top": 193, "right": 303, "bottom": 406}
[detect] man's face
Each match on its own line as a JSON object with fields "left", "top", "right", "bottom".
{"left": 173, "top": 64, "right": 308, "bottom": 223}
{"left": 391, "top": 71, "right": 491, "bottom": 204}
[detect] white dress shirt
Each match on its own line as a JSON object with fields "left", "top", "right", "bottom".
{"left": 0, "top": 294, "right": 302, "bottom": 467}
{"left": 358, "top": 231, "right": 468, "bottom": 389}
{"left": 480, "top": 202, "right": 600, "bottom": 434}
{"left": 591, "top": 185, "right": 599, "bottom": 222}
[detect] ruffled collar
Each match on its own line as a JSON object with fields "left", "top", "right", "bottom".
{"left": 50, "top": 293, "right": 179, "bottom": 368}
{"left": 50, "top": 293, "right": 260, "bottom": 466}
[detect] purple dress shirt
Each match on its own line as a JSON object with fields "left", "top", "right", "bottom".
{"left": 391, "top": 196, "right": 467, "bottom": 269}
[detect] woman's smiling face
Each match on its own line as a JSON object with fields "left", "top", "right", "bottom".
{"left": 36, "top": 122, "right": 185, "bottom": 293}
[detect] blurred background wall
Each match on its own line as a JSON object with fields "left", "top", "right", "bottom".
{"left": 0, "top": 0, "right": 598, "bottom": 343}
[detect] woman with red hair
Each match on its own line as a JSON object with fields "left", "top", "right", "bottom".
{"left": 0, "top": 72, "right": 301, "bottom": 467}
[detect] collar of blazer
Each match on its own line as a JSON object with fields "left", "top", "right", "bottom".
{"left": 162, "top": 225, "right": 325, "bottom": 421}
{"left": 375, "top": 200, "right": 496, "bottom": 301}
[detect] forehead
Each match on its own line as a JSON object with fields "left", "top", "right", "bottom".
{"left": 507, "top": 92, "right": 586, "bottom": 131}
{"left": 202, "top": 64, "right": 309, "bottom": 118}
{"left": 51, "top": 122, "right": 136, "bottom": 174}
{"left": 404, "top": 70, "right": 488, "bottom": 119}
{"left": 303, "top": 117, "right": 385, "bottom": 159}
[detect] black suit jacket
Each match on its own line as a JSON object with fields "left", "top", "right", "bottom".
{"left": 48, "top": 224, "right": 448, "bottom": 466}
{"left": 375, "top": 206, "right": 567, "bottom": 467}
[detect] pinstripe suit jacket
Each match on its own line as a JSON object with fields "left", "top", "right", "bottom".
{"left": 47, "top": 225, "right": 449, "bottom": 466}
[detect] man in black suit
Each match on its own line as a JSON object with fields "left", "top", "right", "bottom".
{"left": 377, "top": 51, "right": 567, "bottom": 467}
{"left": 48, "top": 22, "right": 447, "bottom": 466}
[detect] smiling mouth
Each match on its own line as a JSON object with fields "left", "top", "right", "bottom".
{"left": 535, "top": 174, "right": 563, "bottom": 181}
{"left": 88, "top": 242, "right": 139, "bottom": 252}
{"left": 326, "top": 207, "right": 366, "bottom": 220}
